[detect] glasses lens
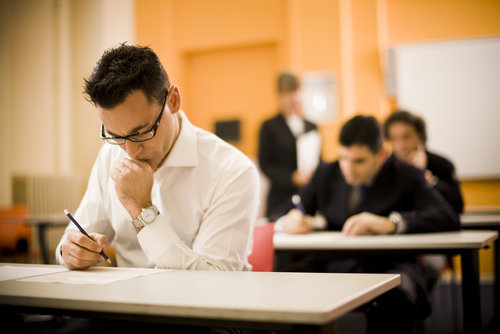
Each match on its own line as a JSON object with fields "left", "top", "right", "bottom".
{"left": 103, "top": 138, "right": 126, "bottom": 145}
{"left": 128, "top": 129, "right": 156, "bottom": 142}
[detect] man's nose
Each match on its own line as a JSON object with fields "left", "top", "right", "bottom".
{"left": 123, "top": 140, "right": 143, "bottom": 159}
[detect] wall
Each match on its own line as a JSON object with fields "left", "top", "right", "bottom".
{"left": 0, "top": 0, "right": 135, "bottom": 206}
{"left": 135, "top": 0, "right": 500, "bottom": 275}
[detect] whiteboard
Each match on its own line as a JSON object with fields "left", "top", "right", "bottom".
{"left": 393, "top": 37, "right": 500, "bottom": 180}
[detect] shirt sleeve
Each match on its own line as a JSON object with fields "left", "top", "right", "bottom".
{"left": 55, "top": 148, "right": 115, "bottom": 265}
{"left": 137, "top": 165, "right": 260, "bottom": 271}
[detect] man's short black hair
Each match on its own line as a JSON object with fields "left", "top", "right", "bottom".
{"left": 84, "top": 43, "right": 170, "bottom": 109}
{"left": 339, "top": 115, "right": 383, "bottom": 153}
{"left": 383, "top": 110, "right": 427, "bottom": 144}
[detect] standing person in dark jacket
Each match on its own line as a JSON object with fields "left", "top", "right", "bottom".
{"left": 258, "top": 72, "right": 320, "bottom": 221}
{"left": 277, "top": 115, "right": 460, "bottom": 334}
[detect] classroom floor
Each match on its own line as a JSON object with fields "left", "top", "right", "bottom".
{"left": 334, "top": 279, "right": 496, "bottom": 334}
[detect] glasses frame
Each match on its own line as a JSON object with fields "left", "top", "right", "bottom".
{"left": 100, "top": 89, "right": 169, "bottom": 145}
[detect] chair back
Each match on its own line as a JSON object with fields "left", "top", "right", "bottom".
{"left": 248, "top": 222, "right": 275, "bottom": 272}
{"left": 0, "top": 204, "right": 31, "bottom": 254}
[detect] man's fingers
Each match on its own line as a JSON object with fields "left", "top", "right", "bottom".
{"left": 67, "top": 232, "right": 102, "bottom": 253}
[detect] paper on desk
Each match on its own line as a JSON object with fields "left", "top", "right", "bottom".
{"left": 0, "top": 265, "right": 68, "bottom": 281}
{"left": 17, "top": 266, "right": 165, "bottom": 285}
{"left": 296, "top": 130, "right": 321, "bottom": 173}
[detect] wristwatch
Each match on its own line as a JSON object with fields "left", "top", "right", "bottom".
{"left": 131, "top": 205, "right": 160, "bottom": 229}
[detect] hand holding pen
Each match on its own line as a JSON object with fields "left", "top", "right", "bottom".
{"left": 283, "top": 195, "right": 314, "bottom": 234}
{"left": 62, "top": 209, "right": 112, "bottom": 267}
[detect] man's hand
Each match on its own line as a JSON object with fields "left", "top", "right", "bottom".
{"left": 110, "top": 158, "right": 154, "bottom": 219}
{"left": 292, "top": 170, "right": 313, "bottom": 188}
{"left": 406, "top": 144, "right": 427, "bottom": 170}
{"left": 61, "top": 231, "right": 108, "bottom": 270}
{"left": 342, "top": 212, "right": 396, "bottom": 236}
{"left": 283, "top": 209, "right": 315, "bottom": 234}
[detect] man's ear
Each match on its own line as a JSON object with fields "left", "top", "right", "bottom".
{"left": 167, "top": 85, "right": 181, "bottom": 114}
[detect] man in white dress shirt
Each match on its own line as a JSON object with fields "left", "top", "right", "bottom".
{"left": 56, "top": 44, "right": 260, "bottom": 272}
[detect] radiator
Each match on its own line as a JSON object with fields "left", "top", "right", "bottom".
{"left": 12, "top": 174, "right": 83, "bottom": 217}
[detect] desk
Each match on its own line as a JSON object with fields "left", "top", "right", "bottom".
{"left": 0, "top": 264, "right": 400, "bottom": 333}
{"left": 274, "top": 230, "right": 498, "bottom": 334}
{"left": 461, "top": 212, "right": 500, "bottom": 326}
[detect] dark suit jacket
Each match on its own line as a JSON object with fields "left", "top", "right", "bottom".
{"left": 297, "top": 155, "right": 459, "bottom": 233}
{"left": 258, "top": 113, "right": 318, "bottom": 220}
{"left": 426, "top": 151, "right": 464, "bottom": 214}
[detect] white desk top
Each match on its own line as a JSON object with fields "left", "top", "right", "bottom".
{"left": 273, "top": 230, "right": 498, "bottom": 250}
{"left": 461, "top": 212, "right": 500, "bottom": 227}
{"left": 0, "top": 264, "right": 400, "bottom": 326}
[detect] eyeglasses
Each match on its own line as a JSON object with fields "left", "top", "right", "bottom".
{"left": 100, "top": 90, "right": 169, "bottom": 145}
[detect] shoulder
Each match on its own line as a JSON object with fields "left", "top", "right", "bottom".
{"left": 315, "top": 160, "right": 340, "bottom": 177}
{"left": 385, "top": 155, "right": 424, "bottom": 179}
{"left": 426, "top": 151, "right": 455, "bottom": 170}
{"left": 197, "top": 127, "right": 258, "bottom": 177}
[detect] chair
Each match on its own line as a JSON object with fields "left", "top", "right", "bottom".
{"left": 248, "top": 222, "right": 275, "bottom": 272}
{"left": 0, "top": 204, "right": 31, "bottom": 259}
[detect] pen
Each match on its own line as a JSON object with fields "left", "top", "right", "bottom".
{"left": 63, "top": 209, "right": 112, "bottom": 264}
{"left": 292, "top": 194, "right": 307, "bottom": 214}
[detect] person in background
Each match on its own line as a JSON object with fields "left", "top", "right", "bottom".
{"left": 383, "top": 109, "right": 465, "bottom": 290}
{"left": 258, "top": 72, "right": 320, "bottom": 221}
{"left": 383, "top": 110, "right": 464, "bottom": 214}
{"left": 276, "top": 115, "right": 459, "bottom": 334}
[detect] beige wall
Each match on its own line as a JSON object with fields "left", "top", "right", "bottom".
{"left": 0, "top": 0, "right": 135, "bottom": 206}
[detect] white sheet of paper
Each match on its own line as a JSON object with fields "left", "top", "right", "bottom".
{"left": 17, "top": 266, "right": 165, "bottom": 285}
{"left": 0, "top": 265, "right": 68, "bottom": 281}
{"left": 296, "top": 130, "right": 321, "bottom": 172}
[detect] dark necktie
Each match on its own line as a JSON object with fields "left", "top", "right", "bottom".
{"left": 348, "top": 185, "right": 365, "bottom": 215}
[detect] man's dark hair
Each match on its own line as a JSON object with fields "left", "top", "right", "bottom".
{"left": 277, "top": 72, "right": 300, "bottom": 93}
{"left": 383, "top": 110, "right": 427, "bottom": 145}
{"left": 339, "top": 115, "right": 383, "bottom": 153}
{"left": 84, "top": 43, "right": 170, "bottom": 109}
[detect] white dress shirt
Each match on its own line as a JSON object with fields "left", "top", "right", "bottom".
{"left": 56, "top": 111, "right": 260, "bottom": 271}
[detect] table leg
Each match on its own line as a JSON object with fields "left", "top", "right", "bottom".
{"left": 494, "top": 238, "right": 499, "bottom": 329}
{"left": 37, "top": 224, "right": 50, "bottom": 264}
{"left": 461, "top": 249, "right": 481, "bottom": 334}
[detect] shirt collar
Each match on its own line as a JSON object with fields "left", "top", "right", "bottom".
{"left": 161, "top": 110, "right": 198, "bottom": 168}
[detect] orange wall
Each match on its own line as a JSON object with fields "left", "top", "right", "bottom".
{"left": 136, "top": 0, "right": 500, "bottom": 209}
{"left": 136, "top": 0, "right": 500, "bottom": 275}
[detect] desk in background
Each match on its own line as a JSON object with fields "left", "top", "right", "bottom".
{"left": 0, "top": 263, "right": 400, "bottom": 333}
{"left": 273, "top": 230, "right": 498, "bottom": 334}
{"left": 25, "top": 213, "right": 69, "bottom": 264}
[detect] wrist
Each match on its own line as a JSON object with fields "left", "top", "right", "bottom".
{"left": 388, "top": 211, "right": 406, "bottom": 234}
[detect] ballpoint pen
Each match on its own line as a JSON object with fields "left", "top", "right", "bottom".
{"left": 63, "top": 209, "right": 112, "bottom": 264}
{"left": 292, "top": 194, "right": 306, "bottom": 214}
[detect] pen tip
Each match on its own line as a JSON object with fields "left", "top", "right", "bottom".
{"left": 63, "top": 209, "right": 69, "bottom": 214}
{"left": 107, "top": 259, "right": 112, "bottom": 264}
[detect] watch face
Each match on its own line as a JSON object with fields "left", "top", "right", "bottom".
{"left": 142, "top": 208, "right": 157, "bottom": 223}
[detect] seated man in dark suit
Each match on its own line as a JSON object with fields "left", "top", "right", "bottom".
{"left": 384, "top": 110, "right": 464, "bottom": 289}
{"left": 277, "top": 115, "right": 459, "bottom": 334}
